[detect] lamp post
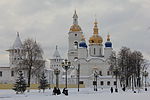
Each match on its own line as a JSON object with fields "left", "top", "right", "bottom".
{"left": 143, "top": 71, "right": 148, "bottom": 91}
{"left": 62, "top": 59, "right": 71, "bottom": 88}
{"left": 54, "top": 68, "right": 60, "bottom": 88}
{"left": 77, "top": 64, "right": 80, "bottom": 92}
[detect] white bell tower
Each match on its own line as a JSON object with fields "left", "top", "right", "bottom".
{"left": 68, "top": 11, "right": 83, "bottom": 61}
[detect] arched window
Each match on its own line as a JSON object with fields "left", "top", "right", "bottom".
{"left": 74, "top": 57, "right": 78, "bottom": 60}
{"left": 107, "top": 71, "right": 110, "bottom": 75}
{"left": 74, "top": 41, "right": 78, "bottom": 49}
{"left": 99, "top": 71, "right": 102, "bottom": 76}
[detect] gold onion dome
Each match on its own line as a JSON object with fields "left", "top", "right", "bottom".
{"left": 89, "top": 20, "right": 103, "bottom": 44}
{"left": 70, "top": 24, "right": 82, "bottom": 32}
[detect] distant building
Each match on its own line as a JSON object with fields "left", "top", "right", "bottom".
{"left": 0, "top": 33, "right": 45, "bottom": 84}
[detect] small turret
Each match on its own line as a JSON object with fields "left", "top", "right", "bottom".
{"left": 79, "top": 35, "right": 87, "bottom": 48}
{"left": 104, "top": 34, "right": 113, "bottom": 59}
{"left": 105, "top": 34, "right": 112, "bottom": 48}
{"left": 78, "top": 35, "right": 88, "bottom": 59}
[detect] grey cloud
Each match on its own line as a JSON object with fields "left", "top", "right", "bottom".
{"left": 0, "top": 0, "right": 150, "bottom": 66}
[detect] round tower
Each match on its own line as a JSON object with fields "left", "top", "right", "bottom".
{"left": 89, "top": 20, "right": 103, "bottom": 57}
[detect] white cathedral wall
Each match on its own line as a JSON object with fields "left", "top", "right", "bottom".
{"left": 72, "top": 58, "right": 118, "bottom": 88}
{"left": 104, "top": 47, "right": 113, "bottom": 59}
{"left": 68, "top": 50, "right": 78, "bottom": 62}
{"left": 78, "top": 48, "right": 88, "bottom": 59}
{"left": 89, "top": 44, "right": 103, "bottom": 57}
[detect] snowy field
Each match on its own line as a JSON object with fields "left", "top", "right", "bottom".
{"left": 0, "top": 88, "right": 150, "bottom": 100}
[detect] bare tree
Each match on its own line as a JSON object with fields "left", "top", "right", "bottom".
{"left": 108, "top": 47, "right": 145, "bottom": 90}
{"left": 17, "top": 38, "right": 45, "bottom": 89}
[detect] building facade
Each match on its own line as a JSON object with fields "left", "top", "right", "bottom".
{"left": 0, "top": 33, "right": 45, "bottom": 84}
{"left": 50, "top": 11, "right": 118, "bottom": 88}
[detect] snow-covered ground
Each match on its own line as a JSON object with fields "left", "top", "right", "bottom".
{"left": 0, "top": 88, "right": 150, "bottom": 100}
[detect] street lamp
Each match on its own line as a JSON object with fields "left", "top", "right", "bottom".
{"left": 54, "top": 68, "right": 60, "bottom": 88}
{"left": 62, "top": 59, "right": 71, "bottom": 88}
{"left": 77, "top": 64, "right": 80, "bottom": 92}
{"left": 143, "top": 71, "right": 148, "bottom": 91}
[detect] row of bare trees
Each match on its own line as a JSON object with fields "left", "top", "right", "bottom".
{"left": 109, "top": 47, "right": 149, "bottom": 90}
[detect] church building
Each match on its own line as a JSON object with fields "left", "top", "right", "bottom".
{"left": 50, "top": 11, "right": 117, "bottom": 88}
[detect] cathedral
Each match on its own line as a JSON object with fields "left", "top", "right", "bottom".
{"left": 0, "top": 11, "right": 118, "bottom": 88}
{"left": 50, "top": 11, "right": 117, "bottom": 88}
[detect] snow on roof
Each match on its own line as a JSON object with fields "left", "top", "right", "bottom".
{"left": 52, "top": 46, "right": 62, "bottom": 59}
{"left": 10, "top": 32, "right": 23, "bottom": 49}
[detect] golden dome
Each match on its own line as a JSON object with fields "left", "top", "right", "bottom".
{"left": 89, "top": 35, "right": 103, "bottom": 44}
{"left": 89, "top": 20, "right": 103, "bottom": 44}
{"left": 70, "top": 24, "right": 82, "bottom": 32}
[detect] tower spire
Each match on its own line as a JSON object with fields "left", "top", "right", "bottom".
{"left": 56, "top": 45, "right": 58, "bottom": 50}
{"left": 17, "top": 32, "right": 19, "bottom": 37}
{"left": 73, "top": 10, "right": 78, "bottom": 25}
{"left": 107, "top": 33, "right": 110, "bottom": 41}
{"left": 93, "top": 19, "right": 98, "bottom": 35}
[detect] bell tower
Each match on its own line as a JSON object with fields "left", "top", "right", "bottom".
{"left": 68, "top": 11, "right": 83, "bottom": 61}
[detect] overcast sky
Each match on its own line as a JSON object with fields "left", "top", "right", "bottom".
{"left": 0, "top": 0, "right": 150, "bottom": 66}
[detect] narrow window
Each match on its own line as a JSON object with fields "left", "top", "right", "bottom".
{"left": 100, "top": 48, "right": 101, "bottom": 56}
{"left": 114, "top": 81, "right": 117, "bottom": 85}
{"left": 107, "top": 81, "right": 110, "bottom": 85}
{"left": 94, "top": 48, "right": 96, "bottom": 55}
{"left": 0, "top": 71, "right": 2, "bottom": 77}
{"left": 107, "top": 71, "right": 110, "bottom": 75}
{"left": 99, "top": 71, "right": 102, "bottom": 76}
{"left": 100, "top": 81, "right": 104, "bottom": 85}
{"left": 11, "top": 71, "right": 14, "bottom": 77}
